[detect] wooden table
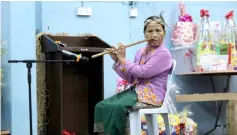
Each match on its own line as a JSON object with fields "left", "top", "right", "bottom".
{"left": 177, "top": 71, "right": 237, "bottom": 76}
{"left": 176, "top": 71, "right": 237, "bottom": 135}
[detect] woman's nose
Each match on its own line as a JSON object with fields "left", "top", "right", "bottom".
{"left": 152, "top": 34, "right": 159, "bottom": 39}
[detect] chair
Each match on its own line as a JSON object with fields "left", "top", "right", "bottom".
{"left": 129, "top": 60, "right": 176, "bottom": 135}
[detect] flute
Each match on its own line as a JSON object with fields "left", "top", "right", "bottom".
{"left": 91, "top": 38, "right": 151, "bottom": 59}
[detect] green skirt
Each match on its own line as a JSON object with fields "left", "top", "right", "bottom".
{"left": 94, "top": 87, "right": 137, "bottom": 135}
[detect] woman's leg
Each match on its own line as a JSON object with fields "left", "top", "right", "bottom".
{"left": 94, "top": 88, "right": 137, "bottom": 135}
{"left": 94, "top": 101, "right": 105, "bottom": 133}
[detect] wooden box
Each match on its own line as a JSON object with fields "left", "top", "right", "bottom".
{"left": 40, "top": 35, "right": 111, "bottom": 135}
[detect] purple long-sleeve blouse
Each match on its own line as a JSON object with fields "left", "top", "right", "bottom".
{"left": 113, "top": 43, "right": 172, "bottom": 106}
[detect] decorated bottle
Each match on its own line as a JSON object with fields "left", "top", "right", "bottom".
{"left": 219, "top": 11, "right": 237, "bottom": 70}
{"left": 196, "top": 9, "right": 216, "bottom": 71}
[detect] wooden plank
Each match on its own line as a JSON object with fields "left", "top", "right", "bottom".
{"left": 176, "top": 93, "right": 237, "bottom": 102}
{"left": 1, "top": 130, "right": 10, "bottom": 135}
{"left": 177, "top": 71, "right": 237, "bottom": 76}
{"left": 226, "top": 100, "right": 237, "bottom": 135}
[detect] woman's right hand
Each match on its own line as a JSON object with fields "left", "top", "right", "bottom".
{"left": 105, "top": 46, "right": 118, "bottom": 62}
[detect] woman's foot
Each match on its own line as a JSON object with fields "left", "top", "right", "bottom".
{"left": 97, "top": 132, "right": 104, "bottom": 135}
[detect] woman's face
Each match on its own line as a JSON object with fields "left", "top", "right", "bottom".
{"left": 144, "top": 22, "right": 165, "bottom": 47}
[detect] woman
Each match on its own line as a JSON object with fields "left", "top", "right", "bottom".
{"left": 94, "top": 13, "right": 173, "bottom": 135}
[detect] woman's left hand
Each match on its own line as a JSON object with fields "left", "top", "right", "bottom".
{"left": 117, "top": 42, "right": 126, "bottom": 61}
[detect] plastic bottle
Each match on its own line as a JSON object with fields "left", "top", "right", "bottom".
{"left": 219, "top": 11, "right": 237, "bottom": 69}
{"left": 196, "top": 9, "right": 216, "bottom": 71}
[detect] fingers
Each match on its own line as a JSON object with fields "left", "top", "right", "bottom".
{"left": 105, "top": 48, "right": 110, "bottom": 52}
{"left": 111, "top": 46, "right": 118, "bottom": 54}
{"left": 117, "top": 43, "right": 122, "bottom": 48}
{"left": 105, "top": 47, "right": 118, "bottom": 55}
{"left": 109, "top": 43, "right": 124, "bottom": 51}
{"left": 105, "top": 43, "right": 125, "bottom": 55}
{"left": 105, "top": 47, "right": 115, "bottom": 51}
{"left": 117, "top": 43, "right": 125, "bottom": 55}
{"left": 117, "top": 42, "right": 125, "bottom": 49}
{"left": 111, "top": 46, "right": 117, "bottom": 49}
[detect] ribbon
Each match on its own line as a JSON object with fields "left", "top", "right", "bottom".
{"left": 62, "top": 129, "right": 76, "bottom": 135}
{"left": 179, "top": 14, "right": 193, "bottom": 22}
{"left": 225, "top": 10, "right": 234, "bottom": 19}
{"left": 200, "top": 9, "right": 209, "bottom": 17}
{"left": 184, "top": 49, "right": 193, "bottom": 57}
{"left": 184, "top": 49, "right": 195, "bottom": 72}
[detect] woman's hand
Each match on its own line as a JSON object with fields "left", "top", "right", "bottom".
{"left": 117, "top": 43, "right": 126, "bottom": 62}
{"left": 105, "top": 46, "right": 118, "bottom": 62}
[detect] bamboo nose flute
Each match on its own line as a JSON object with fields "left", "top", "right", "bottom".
{"left": 91, "top": 38, "right": 151, "bottom": 59}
